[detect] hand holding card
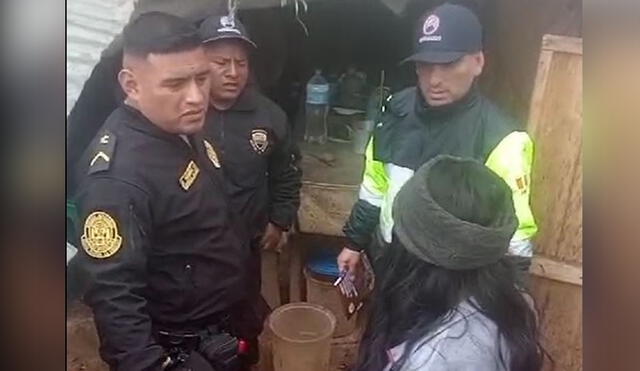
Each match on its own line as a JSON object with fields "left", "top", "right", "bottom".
{"left": 334, "top": 253, "right": 375, "bottom": 319}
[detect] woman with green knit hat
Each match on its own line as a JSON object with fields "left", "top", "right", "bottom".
{"left": 356, "top": 155, "right": 544, "bottom": 371}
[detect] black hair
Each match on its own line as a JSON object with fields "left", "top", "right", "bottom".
{"left": 355, "top": 159, "right": 545, "bottom": 370}
{"left": 122, "top": 11, "right": 202, "bottom": 57}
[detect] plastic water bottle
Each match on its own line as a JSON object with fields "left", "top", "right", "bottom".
{"left": 304, "top": 69, "right": 330, "bottom": 144}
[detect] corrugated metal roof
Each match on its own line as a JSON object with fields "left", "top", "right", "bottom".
{"left": 66, "top": 0, "right": 134, "bottom": 114}
{"left": 66, "top": 0, "right": 367, "bottom": 114}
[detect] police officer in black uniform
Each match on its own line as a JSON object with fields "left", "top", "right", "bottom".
{"left": 73, "top": 13, "right": 254, "bottom": 371}
{"left": 197, "top": 13, "right": 302, "bottom": 334}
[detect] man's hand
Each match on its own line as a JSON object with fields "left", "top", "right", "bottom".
{"left": 260, "top": 223, "right": 287, "bottom": 253}
{"left": 337, "top": 247, "right": 361, "bottom": 276}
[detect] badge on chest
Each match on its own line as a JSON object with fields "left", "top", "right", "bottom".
{"left": 249, "top": 128, "right": 269, "bottom": 155}
{"left": 179, "top": 160, "right": 200, "bottom": 191}
{"left": 203, "top": 140, "right": 221, "bottom": 168}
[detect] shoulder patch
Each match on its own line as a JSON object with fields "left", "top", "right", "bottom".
{"left": 88, "top": 130, "right": 117, "bottom": 175}
{"left": 81, "top": 211, "right": 123, "bottom": 258}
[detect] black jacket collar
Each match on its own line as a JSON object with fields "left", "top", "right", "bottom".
{"left": 121, "top": 104, "right": 195, "bottom": 149}
{"left": 414, "top": 82, "right": 480, "bottom": 121}
{"left": 213, "top": 87, "right": 258, "bottom": 113}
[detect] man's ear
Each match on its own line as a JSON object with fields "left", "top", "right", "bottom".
{"left": 472, "top": 51, "right": 485, "bottom": 77}
{"left": 118, "top": 68, "right": 140, "bottom": 100}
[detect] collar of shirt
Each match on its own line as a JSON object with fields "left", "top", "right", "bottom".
{"left": 217, "top": 87, "right": 259, "bottom": 113}
{"left": 414, "top": 82, "right": 480, "bottom": 121}
{"left": 121, "top": 103, "right": 195, "bottom": 150}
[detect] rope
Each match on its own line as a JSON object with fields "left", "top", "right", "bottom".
{"left": 228, "top": 0, "right": 238, "bottom": 18}
{"left": 228, "top": 0, "right": 309, "bottom": 36}
{"left": 294, "top": 0, "right": 309, "bottom": 36}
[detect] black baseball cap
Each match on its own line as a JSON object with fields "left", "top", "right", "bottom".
{"left": 403, "top": 3, "right": 482, "bottom": 64}
{"left": 198, "top": 14, "right": 257, "bottom": 48}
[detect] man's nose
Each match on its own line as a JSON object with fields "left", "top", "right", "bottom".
{"left": 185, "top": 80, "right": 205, "bottom": 105}
{"left": 227, "top": 61, "right": 239, "bottom": 78}
{"left": 429, "top": 66, "right": 444, "bottom": 87}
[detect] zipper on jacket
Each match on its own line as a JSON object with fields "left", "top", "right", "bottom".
{"left": 128, "top": 204, "right": 136, "bottom": 252}
{"left": 219, "top": 111, "right": 226, "bottom": 157}
{"left": 129, "top": 203, "right": 147, "bottom": 239}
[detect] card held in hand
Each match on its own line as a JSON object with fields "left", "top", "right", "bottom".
{"left": 333, "top": 253, "right": 375, "bottom": 319}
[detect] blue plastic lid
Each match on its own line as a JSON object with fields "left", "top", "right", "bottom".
{"left": 306, "top": 248, "right": 341, "bottom": 278}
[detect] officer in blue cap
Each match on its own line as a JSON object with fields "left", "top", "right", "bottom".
{"left": 339, "top": 3, "right": 538, "bottom": 283}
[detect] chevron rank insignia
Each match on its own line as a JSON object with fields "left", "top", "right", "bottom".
{"left": 88, "top": 130, "right": 116, "bottom": 175}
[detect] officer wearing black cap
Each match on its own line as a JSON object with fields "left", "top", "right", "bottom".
{"left": 197, "top": 11, "right": 302, "bottom": 345}
{"left": 73, "top": 12, "right": 254, "bottom": 371}
{"left": 338, "top": 3, "right": 538, "bottom": 278}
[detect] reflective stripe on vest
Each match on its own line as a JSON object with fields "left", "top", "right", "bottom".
{"left": 360, "top": 130, "right": 538, "bottom": 257}
{"left": 358, "top": 137, "right": 389, "bottom": 207}
{"left": 379, "top": 163, "right": 414, "bottom": 243}
{"left": 484, "top": 131, "right": 538, "bottom": 246}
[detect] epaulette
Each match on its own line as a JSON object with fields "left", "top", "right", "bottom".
{"left": 88, "top": 129, "right": 117, "bottom": 175}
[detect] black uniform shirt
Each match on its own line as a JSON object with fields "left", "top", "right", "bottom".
{"left": 73, "top": 104, "right": 249, "bottom": 370}
{"left": 205, "top": 88, "right": 301, "bottom": 237}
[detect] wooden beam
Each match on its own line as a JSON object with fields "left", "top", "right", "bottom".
{"left": 261, "top": 250, "right": 281, "bottom": 309}
{"left": 542, "top": 34, "right": 583, "bottom": 55}
{"left": 302, "top": 181, "right": 359, "bottom": 191}
{"left": 527, "top": 47, "right": 554, "bottom": 137}
{"left": 530, "top": 256, "right": 582, "bottom": 286}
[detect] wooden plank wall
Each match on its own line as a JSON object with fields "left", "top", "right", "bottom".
{"left": 480, "top": 3, "right": 583, "bottom": 367}
{"left": 527, "top": 35, "right": 583, "bottom": 371}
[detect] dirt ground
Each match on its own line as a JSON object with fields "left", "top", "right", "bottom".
{"left": 67, "top": 303, "right": 108, "bottom": 371}
{"left": 66, "top": 301, "right": 363, "bottom": 371}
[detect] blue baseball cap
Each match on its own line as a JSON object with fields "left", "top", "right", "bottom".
{"left": 403, "top": 3, "right": 482, "bottom": 64}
